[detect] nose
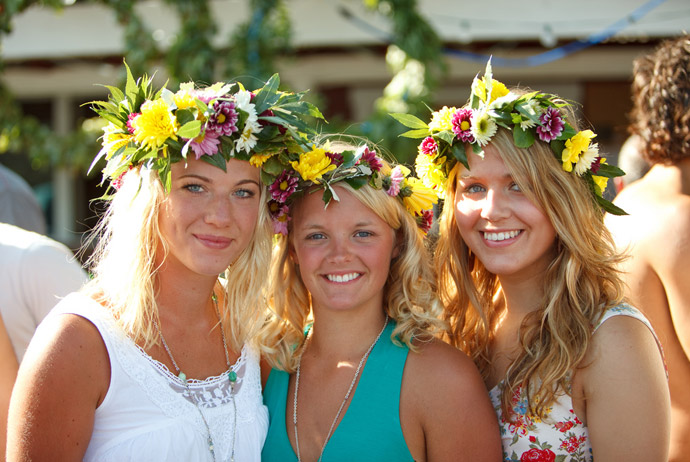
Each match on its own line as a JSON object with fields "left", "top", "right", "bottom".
{"left": 204, "top": 195, "right": 234, "bottom": 227}
{"left": 327, "top": 235, "right": 353, "bottom": 263}
{"left": 479, "top": 189, "right": 510, "bottom": 221}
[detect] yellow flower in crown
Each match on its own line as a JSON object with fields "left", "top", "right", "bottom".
{"left": 402, "top": 177, "right": 437, "bottom": 216}
{"left": 428, "top": 106, "right": 457, "bottom": 132}
{"left": 474, "top": 76, "right": 509, "bottom": 105}
{"left": 173, "top": 87, "right": 197, "bottom": 110}
{"left": 562, "top": 130, "right": 596, "bottom": 173}
{"left": 131, "top": 98, "right": 178, "bottom": 151}
{"left": 415, "top": 152, "right": 448, "bottom": 198}
{"left": 290, "top": 144, "right": 336, "bottom": 183}
{"left": 102, "top": 123, "right": 133, "bottom": 159}
{"left": 249, "top": 153, "right": 273, "bottom": 168}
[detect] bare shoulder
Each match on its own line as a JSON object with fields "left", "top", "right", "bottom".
{"left": 581, "top": 313, "right": 664, "bottom": 389}
{"left": 21, "top": 311, "right": 110, "bottom": 396}
{"left": 7, "top": 311, "right": 111, "bottom": 459}
{"left": 401, "top": 339, "right": 502, "bottom": 461}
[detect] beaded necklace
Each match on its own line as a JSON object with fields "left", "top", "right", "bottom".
{"left": 292, "top": 315, "right": 389, "bottom": 462}
{"left": 153, "top": 293, "right": 238, "bottom": 462}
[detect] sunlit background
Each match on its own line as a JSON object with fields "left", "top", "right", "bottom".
{"left": 1, "top": 0, "right": 687, "bottom": 249}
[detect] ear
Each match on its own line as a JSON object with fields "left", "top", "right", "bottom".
{"left": 288, "top": 242, "right": 299, "bottom": 266}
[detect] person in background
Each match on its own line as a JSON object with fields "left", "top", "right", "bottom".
{"left": 0, "top": 222, "right": 87, "bottom": 462}
{"left": 612, "top": 134, "right": 650, "bottom": 194}
{"left": 260, "top": 140, "right": 501, "bottom": 462}
{"left": 396, "top": 60, "right": 670, "bottom": 461}
{"left": 7, "top": 68, "right": 322, "bottom": 461}
{"left": 0, "top": 163, "right": 46, "bottom": 234}
{"left": 605, "top": 34, "right": 690, "bottom": 462}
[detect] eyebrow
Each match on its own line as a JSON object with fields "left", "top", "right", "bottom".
{"left": 458, "top": 173, "right": 513, "bottom": 181}
{"left": 176, "top": 173, "right": 260, "bottom": 187}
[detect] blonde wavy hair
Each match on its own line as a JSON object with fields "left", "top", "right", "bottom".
{"left": 82, "top": 164, "right": 273, "bottom": 351}
{"left": 260, "top": 177, "right": 446, "bottom": 372}
{"left": 436, "top": 126, "right": 626, "bottom": 419}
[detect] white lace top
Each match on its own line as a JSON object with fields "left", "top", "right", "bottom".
{"left": 51, "top": 292, "right": 268, "bottom": 462}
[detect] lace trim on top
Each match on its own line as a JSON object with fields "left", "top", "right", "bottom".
{"left": 136, "top": 342, "right": 248, "bottom": 408}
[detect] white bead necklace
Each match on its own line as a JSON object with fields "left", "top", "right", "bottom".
{"left": 153, "top": 293, "right": 238, "bottom": 462}
{"left": 292, "top": 315, "right": 389, "bottom": 462}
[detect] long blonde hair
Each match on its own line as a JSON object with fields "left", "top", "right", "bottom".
{"left": 436, "top": 127, "right": 626, "bottom": 418}
{"left": 261, "top": 179, "right": 445, "bottom": 371}
{"left": 82, "top": 164, "right": 273, "bottom": 351}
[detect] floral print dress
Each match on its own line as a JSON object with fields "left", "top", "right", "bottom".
{"left": 488, "top": 304, "right": 663, "bottom": 462}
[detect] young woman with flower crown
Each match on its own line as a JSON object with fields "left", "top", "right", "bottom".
{"left": 259, "top": 139, "right": 502, "bottom": 462}
{"left": 395, "top": 61, "right": 671, "bottom": 461}
{"left": 6, "top": 67, "right": 323, "bottom": 462}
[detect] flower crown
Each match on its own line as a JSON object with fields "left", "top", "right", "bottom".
{"left": 392, "top": 60, "right": 627, "bottom": 216}
{"left": 89, "top": 63, "right": 324, "bottom": 192}
{"left": 261, "top": 140, "right": 438, "bottom": 235}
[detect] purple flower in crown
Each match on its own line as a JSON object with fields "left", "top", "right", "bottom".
{"left": 359, "top": 147, "right": 383, "bottom": 172}
{"left": 417, "top": 209, "right": 434, "bottom": 234}
{"left": 126, "top": 112, "right": 140, "bottom": 134}
{"left": 326, "top": 151, "right": 344, "bottom": 166}
{"left": 189, "top": 130, "right": 221, "bottom": 159}
{"left": 451, "top": 108, "right": 475, "bottom": 143}
{"left": 269, "top": 171, "right": 299, "bottom": 203}
{"left": 209, "top": 100, "right": 239, "bottom": 136}
{"left": 536, "top": 107, "right": 565, "bottom": 142}
{"left": 268, "top": 200, "right": 291, "bottom": 235}
{"left": 419, "top": 136, "right": 438, "bottom": 156}
{"left": 387, "top": 166, "right": 405, "bottom": 197}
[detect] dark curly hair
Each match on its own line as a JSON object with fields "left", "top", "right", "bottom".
{"left": 630, "top": 35, "right": 690, "bottom": 164}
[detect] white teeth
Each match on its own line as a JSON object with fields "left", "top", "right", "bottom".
{"left": 483, "top": 230, "right": 520, "bottom": 241}
{"left": 326, "top": 273, "right": 360, "bottom": 283}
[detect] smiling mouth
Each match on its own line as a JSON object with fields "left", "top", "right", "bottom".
{"left": 325, "top": 272, "right": 361, "bottom": 283}
{"left": 483, "top": 230, "right": 521, "bottom": 241}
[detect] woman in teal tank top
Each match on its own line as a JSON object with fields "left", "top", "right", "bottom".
{"left": 259, "top": 140, "right": 502, "bottom": 462}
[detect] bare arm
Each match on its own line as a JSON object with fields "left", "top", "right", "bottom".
{"left": 580, "top": 315, "right": 670, "bottom": 461}
{"left": 6, "top": 313, "right": 110, "bottom": 461}
{"left": 401, "top": 340, "right": 502, "bottom": 462}
{"left": 0, "top": 313, "right": 19, "bottom": 462}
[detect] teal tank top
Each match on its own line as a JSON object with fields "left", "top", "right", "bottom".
{"left": 261, "top": 322, "right": 414, "bottom": 461}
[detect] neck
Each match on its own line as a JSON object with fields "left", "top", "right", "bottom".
{"left": 154, "top": 263, "right": 219, "bottom": 323}
{"left": 648, "top": 158, "right": 690, "bottom": 194}
{"left": 307, "top": 308, "right": 388, "bottom": 362}
{"left": 498, "top": 272, "right": 546, "bottom": 319}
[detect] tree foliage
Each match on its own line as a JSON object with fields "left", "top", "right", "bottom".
{"left": 0, "top": 0, "right": 442, "bottom": 170}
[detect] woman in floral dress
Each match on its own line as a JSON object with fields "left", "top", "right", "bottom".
{"left": 395, "top": 61, "right": 670, "bottom": 461}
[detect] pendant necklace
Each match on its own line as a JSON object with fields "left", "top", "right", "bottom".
{"left": 292, "top": 315, "right": 389, "bottom": 462}
{"left": 153, "top": 292, "right": 238, "bottom": 462}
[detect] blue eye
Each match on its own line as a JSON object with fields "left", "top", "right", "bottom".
{"left": 306, "top": 233, "right": 326, "bottom": 240}
{"left": 184, "top": 184, "right": 204, "bottom": 193}
{"left": 466, "top": 184, "right": 485, "bottom": 194}
{"left": 509, "top": 182, "right": 522, "bottom": 192}
{"left": 354, "top": 231, "right": 373, "bottom": 238}
{"left": 234, "top": 188, "right": 256, "bottom": 198}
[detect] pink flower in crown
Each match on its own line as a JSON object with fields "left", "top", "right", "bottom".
{"left": 417, "top": 209, "right": 434, "bottom": 234}
{"left": 359, "top": 147, "right": 383, "bottom": 172}
{"left": 126, "top": 113, "right": 140, "bottom": 134}
{"left": 326, "top": 151, "right": 344, "bottom": 166}
{"left": 536, "top": 107, "right": 565, "bottom": 142}
{"left": 387, "top": 166, "right": 405, "bottom": 196}
{"left": 189, "top": 130, "right": 221, "bottom": 159}
{"left": 269, "top": 171, "right": 299, "bottom": 203}
{"left": 268, "top": 201, "right": 291, "bottom": 235}
{"left": 209, "top": 100, "right": 239, "bottom": 136}
{"left": 451, "top": 108, "right": 475, "bottom": 143}
{"left": 419, "top": 136, "right": 438, "bottom": 156}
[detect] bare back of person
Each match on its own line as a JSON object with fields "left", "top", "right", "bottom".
{"left": 606, "top": 159, "right": 690, "bottom": 462}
